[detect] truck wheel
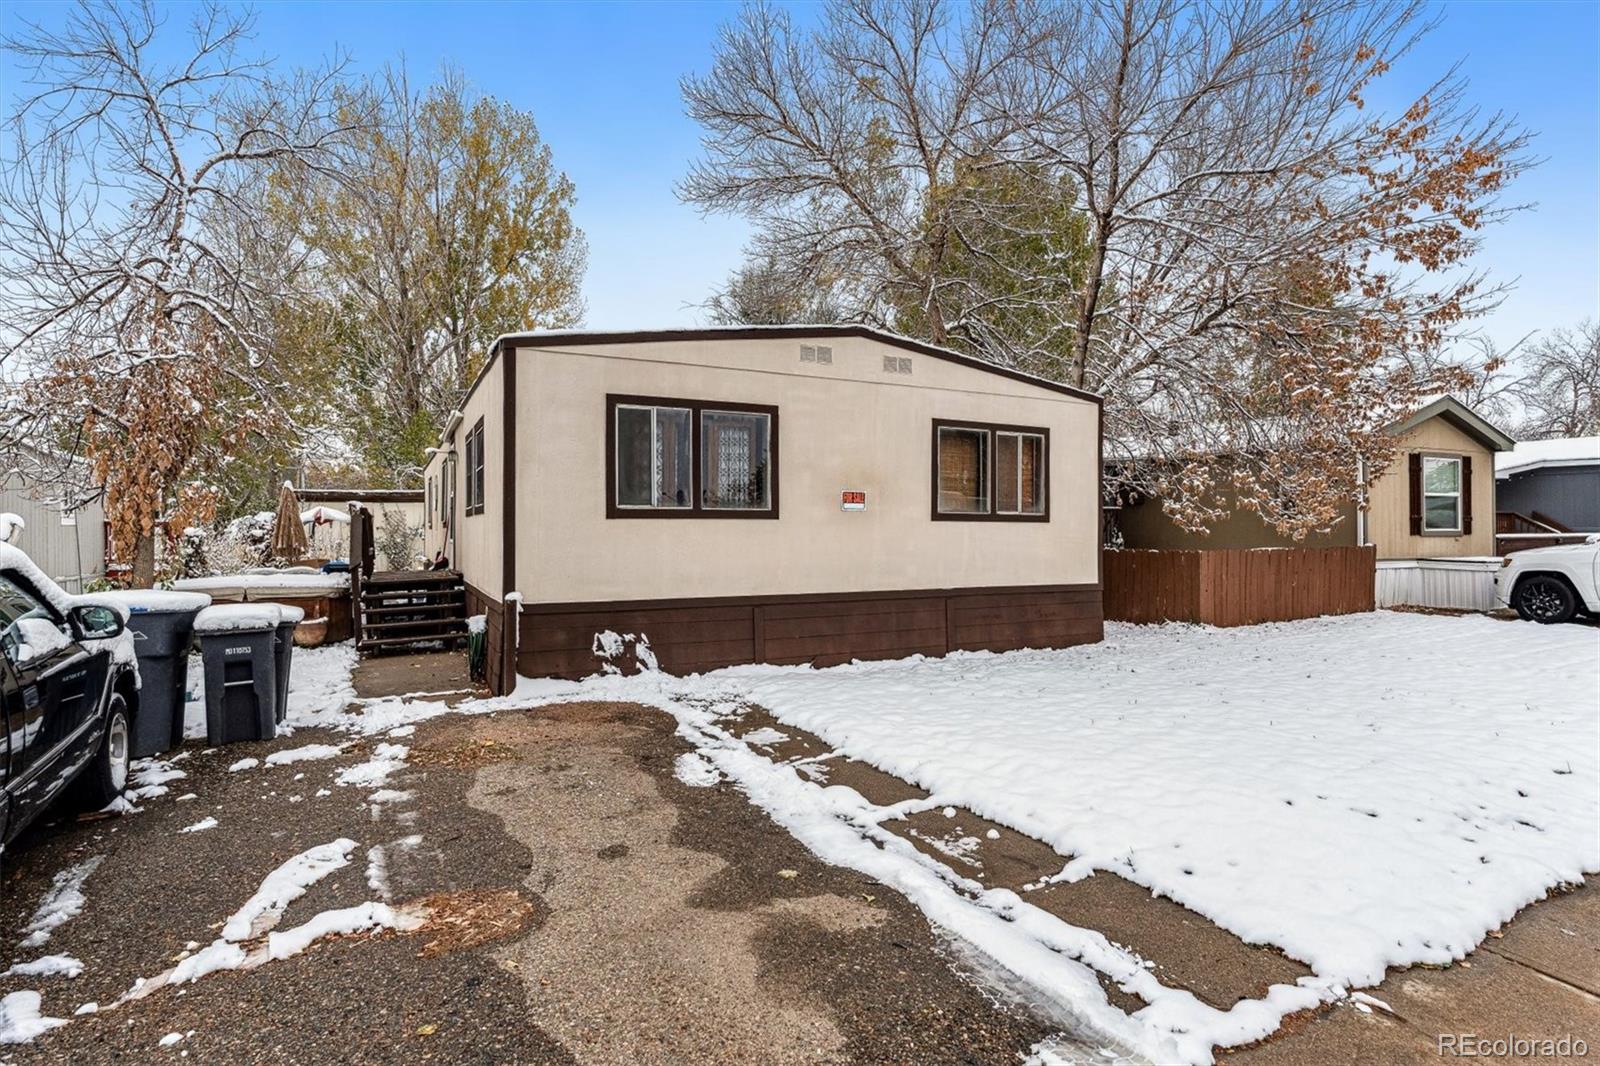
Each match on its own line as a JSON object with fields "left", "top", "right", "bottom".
{"left": 1514, "top": 576, "right": 1578, "bottom": 624}
{"left": 80, "top": 693, "right": 131, "bottom": 809}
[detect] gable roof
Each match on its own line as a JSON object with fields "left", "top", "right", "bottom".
{"left": 1495, "top": 435, "right": 1600, "bottom": 478}
{"left": 487, "top": 325, "right": 1103, "bottom": 405}
{"left": 1386, "top": 396, "right": 1515, "bottom": 453}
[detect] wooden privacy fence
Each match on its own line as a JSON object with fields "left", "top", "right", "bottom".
{"left": 1103, "top": 546, "right": 1376, "bottom": 627}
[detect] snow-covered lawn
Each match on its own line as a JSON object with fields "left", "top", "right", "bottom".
{"left": 721, "top": 613, "right": 1598, "bottom": 989}
{"left": 271, "top": 611, "right": 1597, "bottom": 1062}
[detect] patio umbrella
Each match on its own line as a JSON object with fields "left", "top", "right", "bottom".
{"left": 271, "top": 481, "right": 309, "bottom": 561}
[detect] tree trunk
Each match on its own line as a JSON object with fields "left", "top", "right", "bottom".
{"left": 131, "top": 531, "right": 157, "bottom": 588}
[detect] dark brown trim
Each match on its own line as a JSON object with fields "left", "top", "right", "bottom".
{"left": 520, "top": 582, "right": 1100, "bottom": 616}
{"left": 518, "top": 582, "right": 1103, "bottom": 680}
{"left": 488, "top": 325, "right": 1104, "bottom": 405}
{"left": 929, "top": 418, "right": 1051, "bottom": 522}
{"left": 299, "top": 487, "right": 422, "bottom": 504}
{"left": 604, "top": 393, "right": 780, "bottom": 520}
{"left": 464, "top": 417, "right": 487, "bottom": 517}
{"left": 1097, "top": 400, "right": 1105, "bottom": 585}
{"left": 503, "top": 350, "right": 518, "bottom": 593}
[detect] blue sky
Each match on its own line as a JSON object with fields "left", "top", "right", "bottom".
{"left": 3, "top": 1, "right": 1595, "bottom": 352}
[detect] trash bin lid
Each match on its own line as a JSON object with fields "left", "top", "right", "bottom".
{"left": 194, "top": 603, "right": 284, "bottom": 633}
{"left": 77, "top": 589, "right": 212, "bottom": 614}
{"left": 275, "top": 604, "right": 306, "bottom": 625}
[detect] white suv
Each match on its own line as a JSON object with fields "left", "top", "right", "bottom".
{"left": 1496, "top": 538, "right": 1600, "bottom": 624}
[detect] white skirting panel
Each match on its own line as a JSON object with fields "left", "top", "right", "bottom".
{"left": 1374, "top": 557, "right": 1502, "bottom": 611}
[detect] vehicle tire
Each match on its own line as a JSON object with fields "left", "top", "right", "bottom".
{"left": 1513, "top": 575, "right": 1579, "bottom": 624}
{"left": 79, "top": 693, "right": 132, "bottom": 810}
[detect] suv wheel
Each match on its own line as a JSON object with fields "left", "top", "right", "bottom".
{"left": 1514, "top": 575, "right": 1578, "bottom": 624}
{"left": 80, "top": 693, "right": 131, "bottom": 809}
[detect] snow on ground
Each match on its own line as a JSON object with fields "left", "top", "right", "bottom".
{"left": 221, "top": 841, "right": 355, "bottom": 942}
{"left": 719, "top": 613, "right": 1599, "bottom": 989}
{"left": 264, "top": 743, "right": 348, "bottom": 766}
{"left": 334, "top": 744, "right": 409, "bottom": 788}
{"left": 269, "top": 615, "right": 1597, "bottom": 1062}
{"left": 1, "top": 956, "right": 83, "bottom": 979}
{"left": 17, "top": 859, "right": 103, "bottom": 950}
{"left": 0, "top": 990, "right": 65, "bottom": 1044}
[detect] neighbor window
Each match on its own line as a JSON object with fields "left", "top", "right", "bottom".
{"left": 1422, "top": 455, "right": 1461, "bottom": 532}
{"left": 464, "top": 418, "right": 485, "bottom": 516}
{"left": 933, "top": 420, "right": 1048, "bottom": 520}
{"left": 607, "top": 395, "right": 778, "bottom": 518}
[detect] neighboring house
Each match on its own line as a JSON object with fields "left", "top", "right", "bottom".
{"left": 298, "top": 487, "right": 424, "bottom": 570}
{"left": 0, "top": 449, "right": 107, "bottom": 593}
{"left": 422, "top": 326, "right": 1104, "bottom": 691}
{"left": 1114, "top": 396, "right": 1514, "bottom": 560}
{"left": 1494, "top": 436, "right": 1600, "bottom": 550}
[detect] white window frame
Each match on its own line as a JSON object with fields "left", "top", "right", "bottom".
{"left": 614, "top": 403, "right": 693, "bottom": 510}
{"left": 1421, "top": 454, "right": 1462, "bottom": 533}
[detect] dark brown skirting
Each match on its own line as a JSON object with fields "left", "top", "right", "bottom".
{"left": 518, "top": 584, "right": 1103, "bottom": 681}
{"left": 466, "top": 583, "right": 508, "bottom": 694}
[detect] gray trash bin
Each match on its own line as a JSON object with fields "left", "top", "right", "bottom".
{"left": 194, "top": 604, "right": 284, "bottom": 746}
{"left": 77, "top": 590, "right": 212, "bottom": 758}
{"left": 271, "top": 605, "right": 304, "bottom": 724}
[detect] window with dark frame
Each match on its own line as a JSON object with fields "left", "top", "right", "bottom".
{"left": 607, "top": 395, "right": 777, "bottom": 518}
{"left": 464, "top": 418, "right": 485, "bottom": 516}
{"left": 932, "top": 419, "right": 1049, "bottom": 521}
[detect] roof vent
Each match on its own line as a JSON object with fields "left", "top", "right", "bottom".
{"left": 815, "top": 345, "right": 832, "bottom": 365}
{"left": 800, "top": 344, "right": 817, "bottom": 362}
{"left": 883, "top": 354, "right": 899, "bottom": 373}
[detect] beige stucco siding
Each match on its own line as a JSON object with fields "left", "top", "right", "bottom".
{"left": 1366, "top": 417, "right": 1497, "bottom": 559}
{"left": 452, "top": 357, "right": 505, "bottom": 595}
{"left": 511, "top": 335, "right": 1099, "bottom": 604}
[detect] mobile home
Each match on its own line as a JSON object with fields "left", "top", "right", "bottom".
{"left": 422, "top": 327, "right": 1104, "bottom": 692}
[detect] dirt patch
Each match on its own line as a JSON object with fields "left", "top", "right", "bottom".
{"left": 353, "top": 649, "right": 480, "bottom": 701}
{"left": 1030, "top": 873, "right": 1313, "bottom": 1011}
{"left": 411, "top": 736, "right": 521, "bottom": 770}
{"left": 414, "top": 888, "right": 543, "bottom": 958}
{"left": 725, "top": 707, "right": 834, "bottom": 762}
{"left": 807, "top": 758, "right": 930, "bottom": 806}
{"left": 885, "top": 806, "right": 1067, "bottom": 890}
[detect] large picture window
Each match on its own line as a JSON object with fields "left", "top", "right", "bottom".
{"left": 932, "top": 420, "right": 1049, "bottom": 521}
{"left": 1421, "top": 454, "right": 1461, "bottom": 532}
{"left": 607, "top": 395, "right": 778, "bottom": 518}
{"left": 464, "top": 417, "right": 485, "bottom": 516}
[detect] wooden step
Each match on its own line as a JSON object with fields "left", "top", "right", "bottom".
{"left": 362, "top": 601, "right": 465, "bottom": 618}
{"left": 357, "top": 634, "right": 465, "bottom": 650}
{"left": 363, "top": 617, "right": 468, "bottom": 634}
{"left": 360, "top": 586, "right": 464, "bottom": 600}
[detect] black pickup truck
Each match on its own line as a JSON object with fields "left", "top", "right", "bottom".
{"left": 0, "top": 553, "right": 137, "bottom": 848}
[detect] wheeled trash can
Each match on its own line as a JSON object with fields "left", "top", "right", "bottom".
{"left": 79, "top": 589, "right": 211, "bottom": 758}
{"left": 272, "top": 605, "right": 304, "bottom": 724}
{"left": 194, "top": 604, "right": 283, "bottom": 746}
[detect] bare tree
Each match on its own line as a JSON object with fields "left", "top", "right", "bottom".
{"left": 684, "top": 0, "right": 1530, "bottom": 538}
{"left": 681, "top": 0, "right": 1057, "bottom": 350}
{"left": 0, "top": 0, "right": 360, "bottom": 583}
{"left": 1514, "top": 322, "right": 1599, "bottom": 439}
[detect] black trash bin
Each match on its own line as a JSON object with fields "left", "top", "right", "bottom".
{"left": 80, "top": 590, "right": 211, "bottom": 758}
{"left": 194, "top": 604, "right": 283, "bottom": 746}
{"left": 271, "top": 605, "right": 304, "bottom": 724}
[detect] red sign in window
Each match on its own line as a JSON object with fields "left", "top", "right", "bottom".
{"left": 841, "top": 491, "right": 866, "bottom": 511}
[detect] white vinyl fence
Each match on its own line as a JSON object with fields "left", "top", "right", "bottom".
{"left": 1375, "top": 557, "right": 1502, "bottom": 611}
